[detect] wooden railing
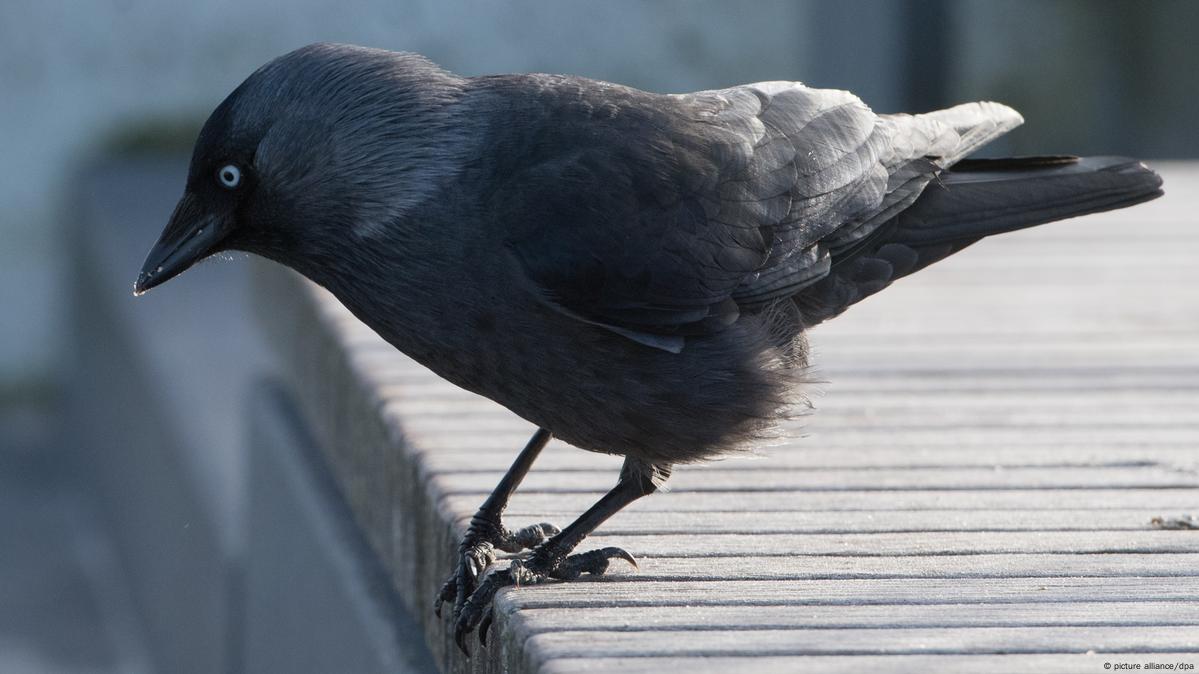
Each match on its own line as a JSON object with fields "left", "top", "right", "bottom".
{"left": 75, "top": 158, "right": 1199, "bottom": 673}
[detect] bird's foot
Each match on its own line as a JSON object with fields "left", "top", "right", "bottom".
{"left": 434, "top": 515, "right": 559, "bottom": 620}
{"left": 453, "top": 546, "right": 636, "bottom": 653}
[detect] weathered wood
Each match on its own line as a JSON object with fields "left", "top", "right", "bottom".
{"left": 369, "top": 364, "right": 1199, "bottom": 392}
{"left": 258, "top": 165, "right": 1199, "bottom": 673}
{"left": 519, "top": 626, "right": 1199, "bottom": 658}
{"left": 419, "top": 445, "right": 1199, "bottom": 469}
{"left": 400, "top": 395, "right": 1199, "bottom": 417}
{"left": 540, "top": 654, "right": 1199, "bottom": 674}
{"left": 403, "top": 426, "right": 1199, "bottom": 450}
{"left": 515, "top": 601, "right": 1199, "bottom": 630}
{"left": 427, "top": 466, "right": 1198, "bottom": 494}
{"left": 568, "top": 530, "right": 1199, "bottom": 557}
{"left": 497, "top": 577, "right": 1199, "bottom": 610}
{"left": 455, "top": 510, "right": 1194, "bottom": 534}
{"left": 441, "top": 489, "right": 1199, "bottom": 514}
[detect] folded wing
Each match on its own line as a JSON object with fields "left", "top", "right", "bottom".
{"left": 501, "top": 76, "right": 1022, "bottom": 350}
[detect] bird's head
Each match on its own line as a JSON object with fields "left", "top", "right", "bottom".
{"left": 134, "top": 43, "right": 469, "bottom": 295}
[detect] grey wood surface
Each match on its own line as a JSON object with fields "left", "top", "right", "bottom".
{"left": 261, "top": 164, "right": 1199, "bottom": 673}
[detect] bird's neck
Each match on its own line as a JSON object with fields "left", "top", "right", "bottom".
{"left": 276, "top": 200, "right": 490, "bottom": 373}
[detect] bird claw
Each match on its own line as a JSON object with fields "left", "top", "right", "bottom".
{"left": 452, "top": 567, "right": 511, "bottom": 654}
{"left": 434, "top": 519, "right": 559, "bottom": 620}
{"left": 434, "top": 540, "right": 494, "bottom": 618}
{"left": 478, "top": 610, "right": 494, "bottom": 646}
{"left": 451, "top": 546, "right": 637, "bottom": 654}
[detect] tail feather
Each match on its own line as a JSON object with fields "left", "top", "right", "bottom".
{"left": 894, "top": 155, "right": 1164, "bottom": 246}
{"left": 918, "top": 101, "right": 1025, "bottom": 167}
{"left": 795, "top": 155, "right": 1164, "bottom": 325}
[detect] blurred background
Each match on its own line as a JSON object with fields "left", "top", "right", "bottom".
{"left": 1, "top": 1, "right": 1196, "bottom": 672}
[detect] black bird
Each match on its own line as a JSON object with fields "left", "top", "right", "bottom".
{"left": 134, "top": 43, "right": 1164, "bottom": 649}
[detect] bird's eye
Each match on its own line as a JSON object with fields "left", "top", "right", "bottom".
{"left": 217, "top": 164, "right": 242, "bottom": 189}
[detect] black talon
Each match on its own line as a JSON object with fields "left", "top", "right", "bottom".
{"left": 479, "top": 613, "right": 494, "bottom": 646}
{"left": 434, "top": 576, "right": 456, "bottom": 617}
{"left": 608, "top": 546, "right": 638, "bottom": 569}
{"left": 454, "top": 625, "right": 470, "bottom": 656}
{"left": 550, "top": 546, "right": 638, "bottom": 580}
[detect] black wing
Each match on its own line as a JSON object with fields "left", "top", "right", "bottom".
{"left": 493, "top": 76, "right": 1020, "bottom": 350}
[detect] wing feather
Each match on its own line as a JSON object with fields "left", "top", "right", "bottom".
{"left": 496, "top": 75, "right": 1022, "bottom": 348}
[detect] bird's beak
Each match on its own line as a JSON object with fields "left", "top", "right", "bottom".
{"left": 134, "top": 192, "right": 233, "bottom": 296}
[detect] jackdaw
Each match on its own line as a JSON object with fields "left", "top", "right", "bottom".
{"left": 133, "top": 43, "right": 1164, "bottom": 648}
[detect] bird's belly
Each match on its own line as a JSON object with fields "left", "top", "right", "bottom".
{"left": 332, "top": 269, "right": 807, "bottom": 466}
{"left": 408, "top": 305, "right": 809, "bottom": 466}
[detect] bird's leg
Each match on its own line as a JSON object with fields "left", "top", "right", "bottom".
{"left": 454, "top": 457, "right": 669, "bottom": 651}
{"left": 434, "top": 428, "right": 559, "bottom": 619}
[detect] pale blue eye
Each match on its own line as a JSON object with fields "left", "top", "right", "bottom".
{"left": 218, "top": 164, "right": 241, "bottom": 188}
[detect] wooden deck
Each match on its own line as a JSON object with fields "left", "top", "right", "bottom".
{"left": 260, "top": 163, "right": 1199, "bottom": 673}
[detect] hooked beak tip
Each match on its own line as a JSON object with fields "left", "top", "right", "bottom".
{"left": 133, "top": 264, "right": 167, "bottom": 296}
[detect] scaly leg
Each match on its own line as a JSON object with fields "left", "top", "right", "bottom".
{"left": 434, "top": 428, "right": 559, "bottom": 619}
{"left": 454, "top": 457, "right": 671, "bottom": 651}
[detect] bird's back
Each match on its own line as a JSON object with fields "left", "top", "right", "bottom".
{"left": 476, "top": 75, "right": 1035, "bottom": 350}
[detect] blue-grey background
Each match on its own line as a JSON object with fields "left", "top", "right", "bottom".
{"left": 1, "top": 1, "right": 1196, "bottom": 672}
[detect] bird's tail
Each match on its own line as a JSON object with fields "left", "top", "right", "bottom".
{"left": 890, "top": 155, "right": 1163, "bottom": 250}
{"left": 796, "top": 155, "right": 1164, "bottom": 324}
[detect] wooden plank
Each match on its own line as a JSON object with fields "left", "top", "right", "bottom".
{"left": 812, "top": 349, "right": 1199, "bottom": 369}
{"left": 417, "top": 444, "right": 1197, "bottom": 469}
{"left": 360, "top": 360, "right": 1199, "bottom": 390}
{"left": 428, "top": 466, "right": 1199, "bottom": 495}
{"left": 402, "top": 425, "right": 1199, "bottom": 450}
{"left": 395, "top": 408, "right": 1199, "bottom": 435}
{"left": 526, "top": 530, "right": 1199, "bottom": 558}
{"left": 753, "top": 428, "right": 1199, "bottom": 448}
{"left": 386, "top": 392, "right": 1199, "bottom": 424}
{"left": 803, "top": 369, "right": 1199, "bottom": 393}
{"left": 887, "top": 266, "right": 1199, "bottom": 285}
{"left": 364, "top": 370, "right": 1199, "bottom": 400}
{"left": 816, "top": 337, "right": 1199, "bottom": 360}
{"left": 538, "top": 654, "right": 1199, "bottom": 674}
{"left": 388, "top": 410, "right": 1199, "bottom": 447}
{"left": 440, "top": 489, "right": 1199, "bottom": 514}
{"left": 496, "top": 577, "right": 1199, "bottom": 610}
{"left": 412, "top": 433, "right": 1199, "bottom": 458}
{"left": 500, "top": 553, "right": 1199, "bottom": 580}
{"left": 449, "top": 509, "right": 1188, "bottom": 534}
{"left": 519, "top": 626, "right": 1199, "bottom": 658}
{"left": 811, "top": 303, "right": 1199, "bottom": 335}
{"left": 513, "top": 601, "right": 1199, "bottom": 631}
